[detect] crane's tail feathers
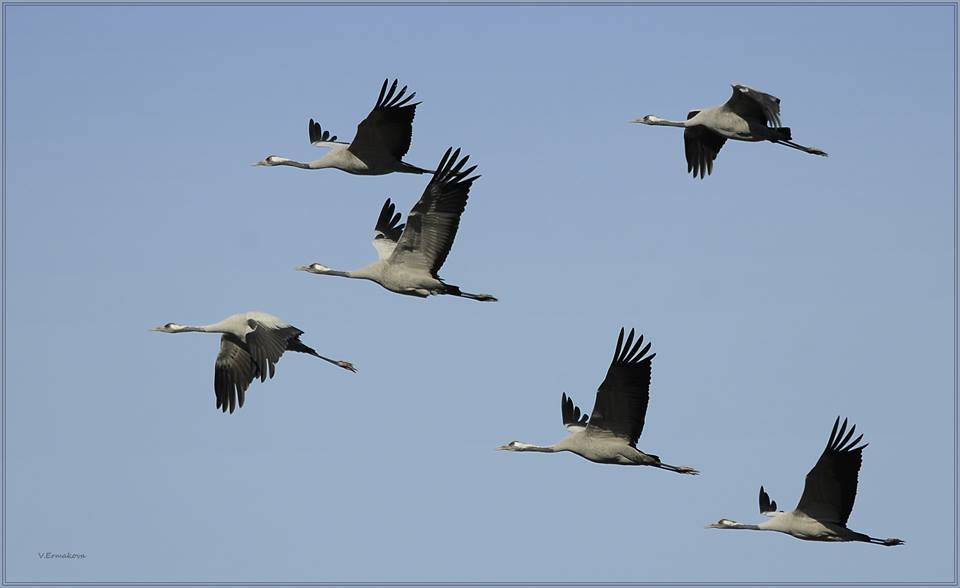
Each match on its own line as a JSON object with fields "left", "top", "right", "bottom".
{"left": 443, "top": 284, "right": 498, "bottom": 302}
{"left": 398, "top": 161, "right": 433, "bottom": 174}
{"left": 657, "top": 462, "right": 700, "bottom": 475}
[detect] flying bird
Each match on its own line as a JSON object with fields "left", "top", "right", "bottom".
{"left": 498, "top": 329, "right": 698, "bottom": 474}
{"left": 707, "top": 417, "right": 904, "bottom": 546}
{"left": 297, "top": 147, "right": 496, "bottom": 302}
{"left": 151, "top": 311, "right": 356, "bottom": 414}
{"left": 255, "top": 78, "right": 431, "bottom": 175}
{"left": 632, "top": 83, "right": 827, "bottom": 178}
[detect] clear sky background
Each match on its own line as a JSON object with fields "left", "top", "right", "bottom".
{"left": 3, "top": 3, "right": 955, "bottom": 585}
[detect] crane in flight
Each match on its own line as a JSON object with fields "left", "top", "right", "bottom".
{"left": 255, "top": 79, "right": 431, "bottom": 175}
{"left": 152, "top": 311, "right": 356, "bottom": 414}
{"left": 632, "top": 83, "right": 827, "bottom": 178}
{"left": 707, "top": 417, "right": 904, "bottom": 546}
{"left": 498, "top": 328, "right": 698, "bottom": 474}
{"left": 298, "top": 147, "right": 496, "bottom": 302}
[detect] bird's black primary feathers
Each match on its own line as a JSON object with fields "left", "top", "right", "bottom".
{"left": 374, "top": 198, "right": 406, "bottom": 242}
{"left": 391, "top": 147, "right": 479, "bottom": 277}
{"left": 725, "top": 84, "right": 783, "bottom": 128}
{"left": 796, "top": 417, "right": 867, "bottom": 525}
{"left": 587, "top": 328, "right": 656, "bottom": 446}
{"left": 684, "top": 110, "right": 727, "bottom": 179}
{"left": 212, "top": 321, "right": 319, "bottom": 414}
{"left": 214, "top": 334, "right": 257, "bottom": 414}
{"left": 759, "top": 485, "right": 778, "bottom": 514}
{"left": 245, "top": 322, "right": 304, "bottom": 383}
{"left": 561, "top": 392, "right": 589, "bottom": 430}
{"left": 308, "top": 119, "right": 339, "bottom": 145}
{"left": 350, "top": 78, "right": 420, "bottom": 161}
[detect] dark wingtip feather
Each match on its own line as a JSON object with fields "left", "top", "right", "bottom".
{"left": 613, "top": 327, "right": 625, "bottom": 361}
{"left": 621, "top": 329, "right": 635, "bottom": 362}
{"left": 561, "top": 393, "right": 589, "bottom": 428}
{"left": 826, "top": 417, "right": 871, "bottom": 455}
{"left": 375, "top": 79, "right": 389, "bottom": 107}
{"left": 434, "top": 147, "right": 453, "bottom": 178}
{"left": 760, "top": 485, "right": 778, "bottom": 513}
{"left": 827, "top": 416, "right": 842, "bottom": 449}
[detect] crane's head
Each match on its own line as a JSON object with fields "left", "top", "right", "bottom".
{"left": 253, "top": 155, "right": 285, "bottom": 166}
{"left": 296, "top": 263, "right": 333, "bottom": 275}
{"left": 631, "top": 115, "right": 658, "bottom": 125}
{"left": 151, "top": 322, "right": 186, "bottom": 333}
{"left": 497, "top": 441, "right": 541, "bottom": 451}
{"left": 706, "top": 519, "right": 741, "bottom": 529}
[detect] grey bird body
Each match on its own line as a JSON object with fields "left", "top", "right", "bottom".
{"left": 708, "top": 418, "right": 904, "bottom": 546}
{"left": 316, "top": 262, "right": 447, "bottom": 298}
{"left": 298, "top": 148, "right": 497, "bottom": 302}
{"left": 261, "top": 148, "right": 371, "bottom": 173}
{"left": 151, "top": 311, "right": 355, "bottom": 413}
{"left": 633, "top": 83, "right": 827, "bottom": 178}
{"left": 498, "top": 329, "right": 698, "bottom": 475}
{"left": 552, "top": 430, "right": 662, "bottom": 466}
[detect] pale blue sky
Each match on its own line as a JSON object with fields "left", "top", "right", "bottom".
{"left": 3, "top": 3, "right": 955, "bottom": 585}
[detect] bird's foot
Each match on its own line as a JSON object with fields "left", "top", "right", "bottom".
{"left": 883, "top": 538, "right": 905, "bottom": 546}
{"left": 338, "top": 361, "right": 357, "bottom": 373}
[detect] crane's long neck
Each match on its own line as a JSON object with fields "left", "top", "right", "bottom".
{"left": 342, "top": 263, "right": 383, "bottom": 282}
{"left": 270, "top": 157, "right": 313, "bottom": 169}
{"left": 643, "top": 116, "right": 688, "bottom": 128}
{"left": 511, "top": 442, "right": 559, "bottom": 453}
{"left": 714, "top": 520, "right": 763, "bottom": 531}
{"left": 728, "top": 522, "right": 762, "bottom": 530}
{"left": 177, "top": 320, "right": 232, "bottom": 334}
{"left": 301, "top": 264, "right": 381, "bottom": 281}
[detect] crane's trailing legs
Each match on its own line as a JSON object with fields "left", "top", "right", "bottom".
{"left": 286, "top": 338, "right": 357, "bottom": 372}
{"left": 655, "top": 462, "right": 700, "bottom": 475}
{"left": 775, "top": 139, "right": 828, "bottom": 156}
{"left": 868, "top": 537, "right": 905, "bottom": 546}
{"left": 443, "top": 284, "right": 497, "bottom": 301}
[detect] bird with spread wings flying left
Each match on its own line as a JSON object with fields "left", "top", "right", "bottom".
{"left": 255, "top": 79, "right": 431, "bottom": 175}
{"left": 498, "top": 328, "right": 698, "bottom": 475}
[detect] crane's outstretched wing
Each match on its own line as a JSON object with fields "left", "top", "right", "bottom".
{"left": 244, "top": 320, "right": 304, "bottom": 383}
{"left": 372, "top": 198, "right": 406, "bottom": 260}
{"left": 389, "top": 147, "right": 479, "bottom": 276}
{"left": 724, "top": 84, "right": 782, "bottom": 128}
{"left": 759, "top": 485, "right": 779, "bottom": 516}
{"left": 795, "top": 417, "right": 867, "bottom": 525}
{"left": 214, "top": 334, "right": 257, "bottom": 414}
{"left": 561, "top": 393, "right": 589, "bottom": 432}
{"left": 586, "top": 328, "right": 655, "bottom": 446}
{"left": 684, "top": 110, "right": 726, "bottom": 179}
{"left": 348, "top": 79, "right": 420, "bottom": 163}
{"left": 308, "top": 120, "right": 348, "bottom": 148}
